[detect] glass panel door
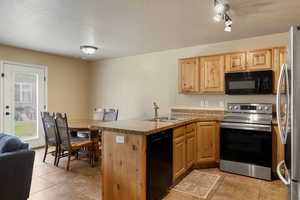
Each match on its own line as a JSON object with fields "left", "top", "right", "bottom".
{"left": 1, "top": 62, "right": 47, "bottom": 148}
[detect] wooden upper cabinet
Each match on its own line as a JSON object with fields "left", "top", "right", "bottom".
{"left": 196, "top": 122, "right": 219, "bottom": 164}
{"left": 200, "top": 55, "right": 225, "bottom": 93}
{"left": 179, "top": 58, "right": 200, "bottom": 93}
{"left": 178, "top": 46, "right": 283, "bottom": 95}
{"left": 273, "top": 47, "right": 286, "bottom": 93}
{"left": 225, "top": 52, "right": 247, "bottom": 72}
{"left": 246, "top": 48, "right": 272, "bottom": 70}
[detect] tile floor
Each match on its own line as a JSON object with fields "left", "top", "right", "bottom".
{"left": 29, "top": 148, "right": 101, "bottom": 200}
{"left": 29, "top": 148, "right": 288, "bottom": 200}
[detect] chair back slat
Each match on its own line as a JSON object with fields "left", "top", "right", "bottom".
{"left": 55, "top": 113, "right": 71, "bottom": 147}
{"left": 103, "top": 109, "right": 118, "bottom": 121}
{"left": 41, "top": 112, "right": 58, "bottom": 144}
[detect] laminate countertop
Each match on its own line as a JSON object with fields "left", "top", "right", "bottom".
{"left": 94, "top": 113, "right": 224, "bottom": 135}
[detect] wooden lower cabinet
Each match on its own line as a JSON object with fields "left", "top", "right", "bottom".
{"left": 173, "top": 123, "right": 196, "bottom": 182}
{"left": 186, "top": 131, "right": 196, "bottom": 169}
{"left": 173, "top": 134, "right": 186, "bottom": 181}
{"left": 196, "top": 122, "right": 219, "bottom": 164}
{"left": 173, "top": 122, "right": 219, "bottom": 182}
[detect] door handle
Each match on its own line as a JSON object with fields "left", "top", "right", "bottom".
{"left": 276, "top": 64, "right": 288, "bottom": 144}
{"left": 276, "top": 160, "right": 291, "bottom": 185}
{"left": 5, "top": 112, "right": 10, "bottom": 116}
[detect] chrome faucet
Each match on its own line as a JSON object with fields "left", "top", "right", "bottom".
{"left": 153, "top": 102, "right": 159, "bottom": 120}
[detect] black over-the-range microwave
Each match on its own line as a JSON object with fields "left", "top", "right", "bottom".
{"left": 225, "top": 70, "right": 273, "bottom": 95}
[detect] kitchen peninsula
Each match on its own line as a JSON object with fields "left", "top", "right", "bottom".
{"left": 97, "top": 110, "right": 224, "bottom": 200}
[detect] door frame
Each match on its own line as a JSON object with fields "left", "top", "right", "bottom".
{"left": 0, "top": 60, "right": 48, "bottom": 147}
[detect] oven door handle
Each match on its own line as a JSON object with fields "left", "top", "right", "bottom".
{"left": 276, "top": 160, "right": 291, "bottom": 185}
{"left": 220, "top": 122, "right": 271, "bottom": 132}
{"left": 276, "top": 63, "right": 289, "bottom": 144}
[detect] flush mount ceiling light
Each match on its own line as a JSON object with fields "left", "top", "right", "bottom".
{"left": 80, "top": 45, "right": 98, "bottom": 55}
{"left": 213, "top": 0, "right": 233, "bottom": 32}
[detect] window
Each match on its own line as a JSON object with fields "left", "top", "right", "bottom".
{"left": 15, "top": 83, "right": 33, "bottom": 103}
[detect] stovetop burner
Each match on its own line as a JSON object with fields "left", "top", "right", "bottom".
{"left": 220, "top": 103, "right": 273, "bottom": 125}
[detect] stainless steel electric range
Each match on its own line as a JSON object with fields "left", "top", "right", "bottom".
{"left": 220, "top": 103, "right": 273, "bottom": 180}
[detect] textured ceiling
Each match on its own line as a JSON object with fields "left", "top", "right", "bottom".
{"left": 0, "top": 0, "right": 299, "bottom": 60}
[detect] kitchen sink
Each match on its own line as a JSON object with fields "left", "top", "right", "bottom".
{"left": 146, "top": 117, "right": 188, "bottom": 122}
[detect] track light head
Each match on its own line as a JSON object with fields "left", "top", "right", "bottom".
{"left": 213, "top": 13, "right": 223, "bottom": 22}
{"left": 224, "top": 25, "right": 232, "bottom": 32}
{"left": 225, "top": 15, "right": 233, "bottom": 26}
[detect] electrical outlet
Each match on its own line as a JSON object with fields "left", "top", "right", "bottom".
{"left": 200, "top": 100, "right": 204, "bottom": 107}
{"left": 116, "top": 136, "right": 125, "bottom": 144}
{"left": 205, "top": 100, "right": 208, "bottom": 107}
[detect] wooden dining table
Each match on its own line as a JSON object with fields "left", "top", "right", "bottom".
{"left": 68, "top": 119, "right": 105, "bottom": 131}
{"left": 68, "top": 119, "right": 106, "bottom": 161}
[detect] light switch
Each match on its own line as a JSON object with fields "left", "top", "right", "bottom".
{"left": 116, "top": 136, "right": 125, "bottom": 144}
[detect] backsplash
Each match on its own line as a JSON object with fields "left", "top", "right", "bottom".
{"left": 172, "top": 94, "right": 275, "bottom": 110}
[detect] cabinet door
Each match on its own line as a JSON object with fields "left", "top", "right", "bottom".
{"left": 200, "top": 55, "right": 225, "bottom": 93}
{"left": 247, "top": 48, "right": 272, "bottom": 70}
{"left": 273, "top": 47, "right": 286, "bottom": 93}
{"left": 186, "top": 129, "right": 196, "bottom": 169}
{"left": 225, "top": 52, "right": 247, "bottom": 72}
{"left": 196, "top": 122, "right": 218, "bottom": 164}
{"left": 173, "top": 136, "right": 186, "bottom": 181}
{"left": 173, "top": 128, "right": 186, "bottom": 181}
{"left": 179, "top": 58, "right": 200, "bottom": 93}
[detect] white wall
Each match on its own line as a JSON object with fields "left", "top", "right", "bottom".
{"left": 90, "top": 32, "right": 288, "bottom": 120}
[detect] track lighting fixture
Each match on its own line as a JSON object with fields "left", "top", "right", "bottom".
{"left": 213, "top": 0, "right": 233, "bottom": 32}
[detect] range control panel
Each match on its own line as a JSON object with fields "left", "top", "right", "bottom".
{"left": 227, "top": 103, "right": 273, "bottom": 114}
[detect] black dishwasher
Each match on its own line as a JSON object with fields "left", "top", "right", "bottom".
{"left": 147, "top": 129, "right": 173, "bottom": 200}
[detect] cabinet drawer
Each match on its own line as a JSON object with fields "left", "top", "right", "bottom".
{"left": 173, "top": 126, "right": 185, "bottom": 139}
{"left": 186, "top": 123, "right": 196, "bottom": 133}
{"left": 186, "top": 129, "right": 196, "bottom": 138}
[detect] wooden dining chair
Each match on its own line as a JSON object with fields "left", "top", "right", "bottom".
{"left": 54, "top": 113, "right": 94, "bottom": 170}
{"left": 41, "top": 112, "right": 59, "bottom": 165}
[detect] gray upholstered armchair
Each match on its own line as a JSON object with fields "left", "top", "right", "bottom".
{"left": 0, "top": 133, "right": 35, "bottom": 200}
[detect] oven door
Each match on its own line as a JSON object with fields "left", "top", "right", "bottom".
{"left": 220, "top": 123, "right": 272, "bottom": 168}
{"left": 225, "top": 70, "right": 273, "bottom": 95}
